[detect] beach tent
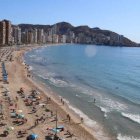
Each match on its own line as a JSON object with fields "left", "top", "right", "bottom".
{"left": 27, "top": 134, "right": 38, "bottom": 140}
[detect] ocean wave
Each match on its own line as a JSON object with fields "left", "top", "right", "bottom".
{"left": 76, "top": 94, "right": 81, "bottom": 98}
{"left": 100, "top": 106, "right": 109, "bottom": 118}
{"left": 72, "top": 84, "right": 128, "bottom": 114}
{"left": 101, "top": 98, "right": 128, "bottom": 112}
{"left": 49, "top": 77, "right": 68, "bottom": 87}
{"left": 65, "top": 99, "right": 111, "bottom": 140}
{"left": 22, "top": 61, "right": 25, "bottom": 65}
{"left": 34, "top": 49, "right": 44, "bottom": 53}
{"left": 32, "top": 57, "right": 48, "bottom": 63}
{"left": 63, "top": 99, "right": 97, "bottom": 127}
{"left": 121, "top": 113, "right": 140, "bottom": 124}
{"left": 28, "top": 54, "right": 36, "bottom": 58}
{"left": 29, "top": 66, "right": 33, "bottom": 71}
{"left": 71, "top": 84, "right": 128, "bottom": 116}
{"left": 117, "top": 134, "right": 140, "bottom": 140}
{"left": 37, "top": 73, "right": 69, "bottom": 88}
{"left": 38, "top": 72, "right": 56, "bottom": 78}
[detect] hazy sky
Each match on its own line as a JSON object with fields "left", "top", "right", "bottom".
{"left": 0, "top": 0, "right": 140, "bottom": 43}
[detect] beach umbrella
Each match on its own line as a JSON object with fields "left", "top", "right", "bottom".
{"left": 28, "top": 134, "right": 38, "bottom": 140}
{"left": 18, "top": 114, "right": 24, "bottom": 118}
{"left": 51, "top": 128, "right": 60, "bottom": 133}
{"left": 51, "top": 125, "right": 64, "bottom": 133}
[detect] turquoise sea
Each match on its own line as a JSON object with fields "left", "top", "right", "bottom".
{"left": 24, "top": 44, "right": 140, "bottom": 140}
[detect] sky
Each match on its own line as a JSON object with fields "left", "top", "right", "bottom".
{"left": 0, "top": 0, "right": 140, "bottom": 43}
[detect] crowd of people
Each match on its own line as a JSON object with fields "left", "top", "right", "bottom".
{"left": 0, "top": 47, "right": 91, "bottom": 140}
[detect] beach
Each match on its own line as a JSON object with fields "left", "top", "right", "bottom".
{"left": 0, "top": 45, "right": 98, "bottom": 140}
{"left": 23, "top": 44, "right": 140, "bottom": 140}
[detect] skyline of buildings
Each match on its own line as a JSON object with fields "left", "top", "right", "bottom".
{"left": 0, "top": 19, "right": 69, "bottom": 46}
{"left": 0, "top": 19, "right": 137, "bottom": 47}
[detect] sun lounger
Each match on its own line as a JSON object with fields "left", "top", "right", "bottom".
{"left": 10, "top": 112, "right": 17, "bottom": 118}
{"left": 50, "top": 125, "right": 64, "bottom": 133}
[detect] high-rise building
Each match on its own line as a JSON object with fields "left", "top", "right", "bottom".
{"left": 33, "top": 29, "right": 38, "bottom": 43}
{"left": 0, "top": 21, "right": 6, "bottom": 45}
{"left": 27, "top": 30, "right": 34, "bottom": 44}
{"left": 12, "top": 26, "right": 21, "bottom": 44}
{"left": 52, "top": 24, "right": 57, "bottom": 34}
{"left": 3, "top": 20, "right": 12, "bottom": 45}
{"left": 47, "top": 35, "right": 53, "bottom": 43}
{"left": 37, "top": 29, "right": 44, "bottom": 43}
{"left": 61, "top": 35, "right": 67, "bottom": 43}
{"left": 52, "top": 34, "right": 59, "bottom": 43}
{"left": 21, "top": 32, "right": 27, "bottom": 44}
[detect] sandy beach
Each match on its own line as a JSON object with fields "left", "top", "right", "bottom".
{"left": 0, "top": 45, "right": 97, "bottom": 140}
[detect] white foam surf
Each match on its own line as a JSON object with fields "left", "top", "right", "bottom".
{"left": 29, "top": 65, "right": 33, "bottom": 71}
{"left": 63, "top": 98, "right": 111, "bottom": 140}
{"left": 35, "top": 49, "right": 44, "bottom": 53}
{"left": 117, "top": 134, "right": 140, "bottom": 140}
{"left": 28, "top": 54, "right": 36, "bottom": 58}
{"left": 22, "top": 60, "right": 25, "bottom": 65}
{"left": 121, "top": 113, "right": 140, "bottom": 124}
{"left": 101, "top": 97, "right": 128, "bottom": 112}
{"left": 49, "top": 77, "right": 68, "bottom": 87}
{"left": 100, "top": 106, "right": 109, "bottom": 118}
{"left": 37, "top": 72, "right": 69, "bottom": 88}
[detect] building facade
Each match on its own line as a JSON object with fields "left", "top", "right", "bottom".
{"left": 0, "top": 20, "right": 12, "bottom": 46}
{"left": 0, "top": 21, "right": 6, "bottom": 45}
{"left": 12, "top": 26, "right": 21, "bottom": 44}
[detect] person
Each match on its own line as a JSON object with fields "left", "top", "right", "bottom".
{"left": 24, "top": 118, "right": 28, "bottom": 123}
{"left": 50, "top": 111, "right": 53, "bottom": 117}
{"left": 81, "top": 117, "right": 83, "bottom": 123}
{"left": 62, "top": 101, "right": 65, "bottom": 105}
{"left": 66, "top": 114, "right": 69, "bottom": 119}
{"left": 16, "top": 96, "right": 18, "bottom": 101}
{"left": 20, "top": 87, "right": 23, "bottom": 92}
{"left": 67, "top": 114, "right": 71, "bottom": 122}
{"left": 94, "top": 98, "right": 96, "bottom": 103}
{"left": 35, "top": 119, "right": 39, "bottom": 126}
{"left": 15, "top": 103, "right": 17, "bottom": 108}
{"left": 3, "top": 130, "right": 9, "bottom": 136}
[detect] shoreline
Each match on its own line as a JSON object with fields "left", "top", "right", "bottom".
{"left": 22, "top": 44, "right": 98, "bottom": 139}
{"left": 22, "top": 44, "right": 113, "bottom": 140}
{"left": 0, "top": 44, "right": 112, "bottom": 140}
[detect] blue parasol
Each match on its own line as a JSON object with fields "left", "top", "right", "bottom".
{"left": 29, "top": 134, "right": 38, "bottom": 140}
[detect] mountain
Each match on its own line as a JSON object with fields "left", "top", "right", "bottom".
{"left": 18, "top": 22, "right": 139, "bottom": 47}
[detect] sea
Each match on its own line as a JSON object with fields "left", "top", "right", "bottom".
{"left": 24, "top": 44, "right": 140, "bottom": 140}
